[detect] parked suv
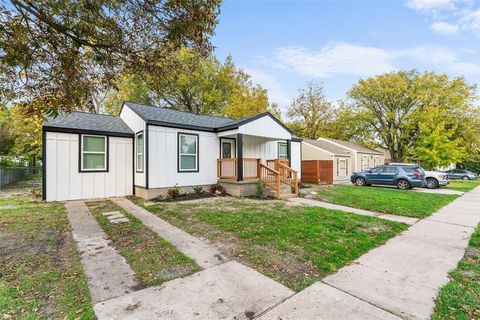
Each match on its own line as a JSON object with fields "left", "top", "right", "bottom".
{"left": 351, "top": 164, "right": 426, "bottom": 190}
{"left": 443, "top": 169, "right": 478, "bottom": 180}
{"left": 388, "top": 163, "right": 449, "bottom": 189}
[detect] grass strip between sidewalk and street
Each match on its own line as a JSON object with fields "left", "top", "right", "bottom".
{"left": 431, "top": 225, "right": 480, "bottom": 320}
{"left": 133, "top": 197, "right": 409, "bottom": 292}
{"left": 86, "top": 200, "right": 201, "bottom": 288}
{"left": 304, "top": 185, "right": 458, "bottom": 218}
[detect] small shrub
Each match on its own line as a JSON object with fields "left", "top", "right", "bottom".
{"left": 209, "top": 183, "right": 225, "bottom": 195}
{"left": 192, "top": 185, "right": 203, "bottom": 195}
{"left": 254, "top": 182, "right": 268, "bottom": 199}
{"left": 167, "top": 185, "right": 181, "bottom": 199}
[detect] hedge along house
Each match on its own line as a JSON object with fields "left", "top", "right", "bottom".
{"left": 42, "top": 102, "right": 302, "bottom": 201}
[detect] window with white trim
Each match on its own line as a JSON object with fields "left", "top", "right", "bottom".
{"left": 81, "top": 135, "right": 107, "bottom": 171}
{"left": 278, "top": 142, "right": 288, "bottom": 159}
{"left": 136, "top": 132, "right": 144, "bottom": 172}
{"left": 179, "top": 133, "right": 198, "bottom": 171}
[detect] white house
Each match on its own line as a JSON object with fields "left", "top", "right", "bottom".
{"left": 42, "top": 102, "right": 302, "bottom": 201}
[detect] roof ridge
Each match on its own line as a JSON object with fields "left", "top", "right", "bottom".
{"left": 124, "top": 101, "right": 236, "bottom": 121}
{"left": 68, "top": 110, "right": 119, "bottom": 118}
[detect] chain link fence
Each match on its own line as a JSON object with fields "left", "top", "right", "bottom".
{"left": 0, "top": 167, "right": 41, "bottom": 188}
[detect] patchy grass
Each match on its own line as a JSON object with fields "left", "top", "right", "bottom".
{"left": 431, "top": 225, "right": 480, "bottom": 320}
{"left": 445, "top": 180, "right": 480, "bottom": 192}
{"left": 0, "top": 180, "right": 94, "bottom": 319}
{"left": 305, "top": 185, "right": 458, "bottom": 218}
{"left": 133, "top": 197, "right": 408, "bottom": 291}
{"left": 86, "top": 200, "right": 200, "bottom": 287}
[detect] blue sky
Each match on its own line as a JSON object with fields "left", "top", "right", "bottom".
{"left": 212, "top": 0, "right": 480, "bottom": 112}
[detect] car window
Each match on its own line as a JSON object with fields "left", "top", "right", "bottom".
{"left": 370, "top": 167, "right": 384, "bottom": 173}
{"left": 383, "top": 167, "right": 398, "bottom": 173}
{"left": 403, "top": 167, "right": 416, "bottom": 174}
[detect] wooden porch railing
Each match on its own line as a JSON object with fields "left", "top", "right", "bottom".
{"left": 217, "top": 158, "right": 297, "bottom": 198}
{"left": 259, "top": 163, "right": 280, "bottom": 199}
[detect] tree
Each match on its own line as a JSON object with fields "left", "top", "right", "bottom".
{"left": 0, "top": 105, "right": 14, "bottom": 158}
{"left": 103, "top": 74, "right": 161, "bottom": 115}
{"left": 287, "top": 81, "right": 335, "bottom": 139}
{"left": 348, "top": 70, "right": 479, "bottom": 165}
{"left": 149, "top": 51, "right": 270, "bottom": 118}
{"left": 0, "top": 1, "right": 221, "bottom": 116}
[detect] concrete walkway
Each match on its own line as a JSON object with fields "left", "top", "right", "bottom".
{"left": 112, "top": 197, "right": 227, "bottom": 268}
{"left": 323, "top": 186, "right": 480, "bottom": 319}
{"left": 289, "top": 197, "right": 419, "bottom": 225}
{"left": 65, "top": 201, "right": 139, "bottom": 303}
{"left": 94, "top": 261, "right": 294, "bottom": 320}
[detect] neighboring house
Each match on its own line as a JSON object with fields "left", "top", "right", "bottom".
{"left": 301, "top": 138, "right": 384, "bottom": 183}
{"left": 375, "top": 147, "right": 392, "bottom": 164}
{"left": 42, "top": 102, "right": 302, "bottom": 201}
{"left": 302, "top": 139, "right": 353, "bottom": 183}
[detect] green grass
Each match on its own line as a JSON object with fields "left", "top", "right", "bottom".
{"left": 0, "top": 181, "right": 94, "bottom": 319}
{"left": 445, "top": 180, "right": 480, "bottom": 192}
{"left": 306, "top": 185, "right": 458, "bottom": 218}
{"left": 86, "top": 200, "right": 200, "bottom": 287}
{"left": 133, "top": 197, "right": 408, "bottom": 291}
{"left": 431, "top": 225, "right": 480, "bottom": 320}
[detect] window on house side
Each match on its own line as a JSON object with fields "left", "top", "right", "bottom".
{"left": 179, "top": 134, "right": 198, "bottom": 171}
{"left": 278, "top": 142, "right": 288, "bottom": 159}
{"left": 136, "top": 132, "right": 144, "bottom": 172}
{"left": 81, "top": 135, "right": 107, "bottom": 171}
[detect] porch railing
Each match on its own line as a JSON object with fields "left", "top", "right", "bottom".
{"left": 217, "top": 158, "right": 298, "bottom": 198}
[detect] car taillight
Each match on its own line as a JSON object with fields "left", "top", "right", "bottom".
{"left": 414, "top": 172, "right": 421, "bottom": 178}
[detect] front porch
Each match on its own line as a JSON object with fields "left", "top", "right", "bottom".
{"left": 217, "top": 158, "right": 298, "bottom": 198}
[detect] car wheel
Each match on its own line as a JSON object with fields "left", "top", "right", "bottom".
{"left": 426, "top": 178, "right": 439, "bottom": 189}
{"left": 462, "top": 176, "right": 470, "bottom": 180}
{"left": 355, "top": 177, "right": 367, "bottom": 186}
{"left": 397, "top": 179, "right": 410, "bottom": 190}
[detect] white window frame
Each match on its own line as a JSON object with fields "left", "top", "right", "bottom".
{"left": 278, "top": 142, "right": 288, "bottom": 159}
{"left": 80, "top": 134, "right": 107, "bottom": 172}
{"left": 338, "top": 158, "right": 347, "bottom": 177}
{"left": 136, "top": 132, "right": 144, "bottom": 173}
{"left": 178, "top": 133, "right": 199, "bottom": 172}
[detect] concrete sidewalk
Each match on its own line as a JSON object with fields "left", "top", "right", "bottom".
{"left": 289, "top": 197, "right": 419, "bottom": 225}
{"left": 94, "top": 261, "right": 294, "bottom": 320}
{"left": 323, "top": 186, "right": 480, "bottom": 319}
{"left": 66, "top": 201, "right": 139, "bottom": 303}
{"left": 112, "top": 197, "right": 227, "bottom": 268}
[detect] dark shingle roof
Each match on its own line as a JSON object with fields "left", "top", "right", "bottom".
{"left": 124, "top": 102, "right": 237, "bottom": 129}
{"left": 123, "top": 102, "right": 293, "bottom": 134}
{"left": 43, "top": 112, "right": 134, "bottom": 136}
{"left": 321, "top": 138, "right": 383, "bottom": 155}
{"left": 304, "top": 139, "right": 352, "bottom": 155}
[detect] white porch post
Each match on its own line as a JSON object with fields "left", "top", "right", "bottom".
{"left": 237, "top": 133, "right": 243, "bottom": 181}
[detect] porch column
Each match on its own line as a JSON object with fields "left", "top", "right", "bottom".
{"left": 237, "top": 133, "right": 243, "bottom": 181}
{"left": 287, "top": 139, "right": 292, "bottom": 166}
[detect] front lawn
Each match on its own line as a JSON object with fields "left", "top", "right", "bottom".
{"left": 133, "top": 197, "right": 408, "bottom": 291}
{"left": 86, "top": 200, "right": 200, "bottom": 287}
{"left": 304, "top": 185, "right": 458, "bottom": 218}
{"left": 431, "top": 225, "right": 480, "bottom": 320}
{"left": 0, "top": 180, "right": 94, "bottom": 319}
{"left": 445, "top": 180, "right": 480, "bottom": 192}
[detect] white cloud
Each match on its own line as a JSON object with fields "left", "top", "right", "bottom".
{"left": 459, "top": 9, "right": 480, "bottom": 34}
{"left": 260, "top": 42, "right": 480, "bottom": 78}
{"left": 245, "top": 68, "right": 292, "bottom": 109}
{"left": 266, "top": 43, "right": 394, "bottom": 78}
{"left": 407, "top": 0, "right": 456, "bottom": 13}
{"left": 430, "top": 21, "right": 460, "bottom": 34}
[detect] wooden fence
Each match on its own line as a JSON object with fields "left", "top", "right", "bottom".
{"left": 301, "top": 160, "right": 333, "bottom": 184}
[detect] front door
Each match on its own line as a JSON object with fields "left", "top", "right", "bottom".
{"left": 221, "top": 139, "right": 235, "bottom": 158}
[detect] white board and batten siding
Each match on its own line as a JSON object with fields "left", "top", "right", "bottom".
{"left": 238, "top": 115, "right": 291, "bottom": 140}
{"left": 148, "top": 126, "right": 219, "bottom": 188}
{"left": 290, "top": 141, "right": 302, "bottom": 176}
{"left": 120, "top": 105, "right": 146, "bottom": 187}
{"left": 45, "top": 132, "right": 133, "bottom": 201}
